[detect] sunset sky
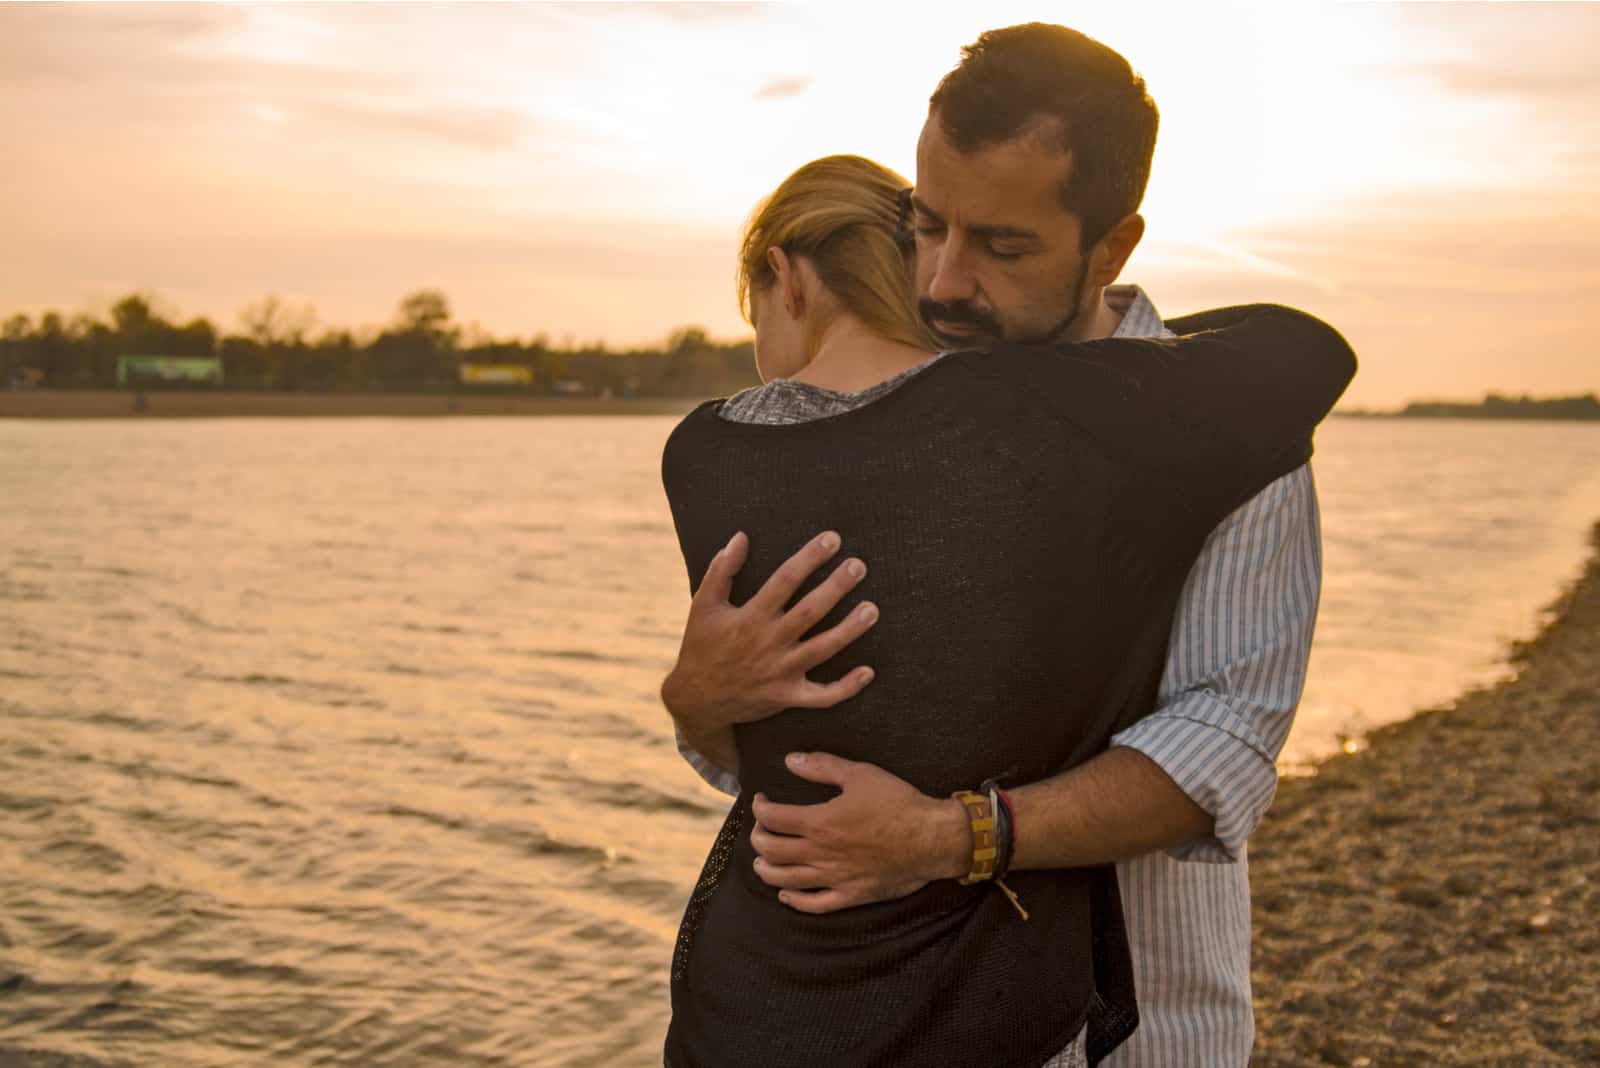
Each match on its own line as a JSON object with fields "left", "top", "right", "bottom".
{"left": 3, "top": 1, "right": 1596, "bottom": 408}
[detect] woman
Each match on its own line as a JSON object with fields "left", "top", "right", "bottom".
{"left": 660, "top": 155, "right": 1354, "bottom": 1067}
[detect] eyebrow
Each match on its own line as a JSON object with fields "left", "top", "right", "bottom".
{"left": 910, "top": 194, "right": 1042, "bottom": 243}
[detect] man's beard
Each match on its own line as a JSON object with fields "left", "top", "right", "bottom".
{"left": 919, "top": 259, "right": 1091, "bottom": 349}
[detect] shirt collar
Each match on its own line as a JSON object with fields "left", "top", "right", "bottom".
{"left": 1107, "top": 284, "right": 1168, "bottom": 339}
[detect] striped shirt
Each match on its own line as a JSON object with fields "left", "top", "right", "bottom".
{"left": 674, "top": 286, "right": 1322, "bottom": 1066}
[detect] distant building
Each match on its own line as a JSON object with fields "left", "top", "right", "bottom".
{"left": 5, "top": 366, "right": 44, "bottom": 390}
{"left": 116, "top": 356, "right": 224, "bottom": 386}
{"left": 458, "top": 362, "right": 534, "bottom": 386}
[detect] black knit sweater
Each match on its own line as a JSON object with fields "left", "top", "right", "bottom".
{"left": 660, "top": 305, "right": 1356, "bottom": 1068}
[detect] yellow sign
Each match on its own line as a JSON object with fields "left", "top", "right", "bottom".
{"left": 459, "top": 363, "right": 533, "bottom": 386}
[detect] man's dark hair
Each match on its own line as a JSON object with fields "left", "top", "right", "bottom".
{"left": 929, "top": 23, "right": 1159, "bottom": 250}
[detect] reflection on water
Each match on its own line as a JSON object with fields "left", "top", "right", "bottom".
{"left": 1, "top": 415, "right": 1597, "bottom": 1066}
{"left": 1300, "top": 419, "right": 1600, "bottom": 766}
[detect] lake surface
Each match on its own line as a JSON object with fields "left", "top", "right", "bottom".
{"left": 2, "top": 415, "right": 1598, "bottom": 1067}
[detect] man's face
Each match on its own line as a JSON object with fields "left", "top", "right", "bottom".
{"left": 912, "top": 115, "right": 1092, "bottom": 348}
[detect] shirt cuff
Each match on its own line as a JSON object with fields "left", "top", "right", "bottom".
{"left": 674, "top": 725, "right": 741, "bottom": 798}
{"left": 1110, "top": 689, "right": 1279, "bottom": 864}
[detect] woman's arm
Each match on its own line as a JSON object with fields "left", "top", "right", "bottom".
{"left": 1020, "top": 303, "right": 1356, "bottom": 509}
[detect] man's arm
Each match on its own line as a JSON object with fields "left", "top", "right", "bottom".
{"left": 745, "top": 746, "right": 1209, "bottom": 912}
{"left": 1107, "top": 464, "right": 1321, "bottom": 862}
{"left": 748, "top": 465, "right": 1322, "bottom": 911}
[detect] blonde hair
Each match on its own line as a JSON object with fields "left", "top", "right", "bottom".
{"left": 737, "top": 154, "right": 936, "bottom": 354}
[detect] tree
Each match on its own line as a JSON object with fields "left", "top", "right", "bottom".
{"left": 0, "top": 313, "right": 29, "bottom": 383}
{"left": 668, "top": 325, "right": 711, "bottom": 355}
{"left": 110, "top": 294, "right": 156, "bottom": 336}
{"left": 395, "top": 289, "right": 452, "bottom": 337}
{"left": 176, "top": 318, "right": 218, "bottom": 357}
{"left": 367, "top": 290, "right": 459, "bottom": 388}
{"left": 239, "top": 295, "right": 316, "bottom": 346}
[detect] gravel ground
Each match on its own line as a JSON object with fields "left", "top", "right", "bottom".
{"left": 1250, "top": 526, "right": 1600, "bottom": 1066}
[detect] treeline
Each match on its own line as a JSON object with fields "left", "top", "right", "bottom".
{"left": 0, "top": 290, "right": 762, "bottom": 398}
{"left": 1398, "top": 393, "right": 1600, "bottom": 421}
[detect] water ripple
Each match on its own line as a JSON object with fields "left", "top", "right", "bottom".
{"left": 0, "top": 416, "right": 1593, "bottom": 1067}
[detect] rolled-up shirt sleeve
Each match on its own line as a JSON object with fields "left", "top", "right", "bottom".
{"left": 1111, "top": 463, "right": 1322, "bottom": 863}
{"left": 675, "top": 725, "right": 741, "bottom": 798}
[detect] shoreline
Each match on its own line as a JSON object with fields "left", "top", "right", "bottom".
{"left": 0, "top": 389, "right": 702, "bottom": 419}
{"left": 1251, "top": 522, "right": 1600, "bottom": 1065}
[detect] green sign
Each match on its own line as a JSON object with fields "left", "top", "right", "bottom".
{"left": 116, "top": 356, "right": 224, "bottom": 386}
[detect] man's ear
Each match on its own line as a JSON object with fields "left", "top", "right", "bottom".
{"left": 766, "top": 246, "right": 805, "bottom": 319}
{"left": 1089, "top": 213, "right": 1145, "bottom": 288}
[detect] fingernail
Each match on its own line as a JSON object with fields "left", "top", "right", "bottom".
{"left": 858, "top": 603, "right": 878, "bottom": 623}
{"left": 819, "top": 532, "right": 840, "bottom": 553}
{"left": 787, "top": 752, "right": 806, "bottom": 768}
{"left": 778, "top": 892, "right": 790, "bottom": 905}
{"left": 726, "top": 531, "right": 742, "bottom": 551}
{"left": 847, "top": 559, "right": 866, "bottom": 579}
{"left": 859, "top": 666, "right": 875, "bottom": 684}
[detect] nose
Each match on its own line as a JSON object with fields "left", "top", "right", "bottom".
{"left": 925, "top": 234, "right": 977, "bottom": 305}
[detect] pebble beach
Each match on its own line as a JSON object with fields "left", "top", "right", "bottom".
{"left": 1250, "top": 524, "right": 1600, "bottom": 1066}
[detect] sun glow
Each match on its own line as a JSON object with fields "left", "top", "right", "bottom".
{"left": 478, "top": 3, "right": 1474, "bottom": 246}
{"left": 4, "top": 1, "right": 1596, "bottom": 406}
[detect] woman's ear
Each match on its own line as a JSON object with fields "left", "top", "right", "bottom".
{"left": 766, "top": 246, "right": 804, "bottom": 320}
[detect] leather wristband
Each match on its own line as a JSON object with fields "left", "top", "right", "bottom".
{"left": 950, "top": 790, "right": 997, "bottom": 885}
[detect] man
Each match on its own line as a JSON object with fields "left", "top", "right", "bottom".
{"left": 663, "top": 23, "right": 1321, "bottom": 1065}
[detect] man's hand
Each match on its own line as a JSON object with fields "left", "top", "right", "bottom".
{"left": 749, "top": 752, "right": 970, "bottom": 914}
{"left": 660, "top": 531, "right": 880, "bottom": 736}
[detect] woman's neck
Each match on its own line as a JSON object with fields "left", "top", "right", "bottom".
{"left": 786, "top": 315, "right": 933, "bottom": 393}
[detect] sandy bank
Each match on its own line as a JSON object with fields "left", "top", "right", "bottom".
{"left": 0, "top": 390, "right": 701, "bottom": 419}
{"left": 1250, "top": 525, "right": 1600, "bottom": 1065}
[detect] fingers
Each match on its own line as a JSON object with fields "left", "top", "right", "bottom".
{"left": 777, "top": 888, "right": 851, "bottom": 915}
{"left": 748, "top": 531, "right": 841, "bottom": 616}
{"left": 694, "top": 531, "right": 748, "bottom": 606}
{"left": 778, "top": 556, "right": 870, "bottom": 641}
{"left": 750, "top": 793, "right": 815, "bottom": 837}
{"left": 784, "top": 665, "right": 876, "bottom": 710}
{"left": 752, "top": 857, "right": 828, "bottom": 890}
{"left": 790, "top": 603, "right": 879, "bottom": 674}
{"left": 783, "top": 751, "right": 857, "bottom": 787}
{"left": 749, "top": 822, "right": 811, "bottom": 866}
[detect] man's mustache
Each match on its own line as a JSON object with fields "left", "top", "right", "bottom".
{"left": 919, "top": 298, "right": 1001, "bottom": 338}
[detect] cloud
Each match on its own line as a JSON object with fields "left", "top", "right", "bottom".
{"left": 581, "top": 2, "right": 772, "bottom": 26}
{"left": 754, "top": 75, "right": 812, "bottom": 101}
{"left": 1135, "top": 186, "right": 1600, "bottom": 407}
{"left": 304, "top": 100, "right": 538, "bottom": 153}
{"left": 0, "top": 4, "right": 240, "bottom": 86}
{"left": 1420, "top": 63, "right": 1600, "bottom": 102}
{"left": 1384, "top": 3, "right": 1600, "bottom": 107}
{"left": 0, "top": 4, "right": 542, "bottom": 157}
{"left": 0, "top": 5, "right": 392, "bottom": 96}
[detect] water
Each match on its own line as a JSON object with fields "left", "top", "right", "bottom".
{"left": 2, "top": 415, "right": 1598, "bottom": 1067}
{"left": 1298, "top": 419, "right": 1600, "bottom": 763}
